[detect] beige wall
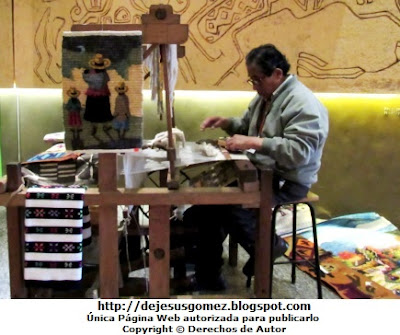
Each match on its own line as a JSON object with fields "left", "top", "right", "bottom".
{"left": 8, "top": 1, "right": 400, "bottom": 92}
{"left": 0, "top": 0, "right": 13, "bottom": 88}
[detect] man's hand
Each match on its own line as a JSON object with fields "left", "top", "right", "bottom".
{"left": 200, "top": 116, "right": 230, "bottom": 131}
{"left": 225, "top": 135, "right": 263, "bottom": 152}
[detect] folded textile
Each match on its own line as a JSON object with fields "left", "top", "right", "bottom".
{"left": 34, "top": 160, "right": 77, "bottom": 184}
{"left": 24, "top": 186, "right": 86, "bottom": 288}
{"left": 23, "top": 144, "right": 80, "bottom": 184}
{"left": 43, "top": 131, "right": 65, "bottom": 144}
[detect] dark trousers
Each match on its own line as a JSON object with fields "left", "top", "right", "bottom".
{"left": 183, "top": 174, "right": 309, "bottom": 279}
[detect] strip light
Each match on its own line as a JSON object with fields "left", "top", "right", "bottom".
{"left": 1, "top": 88, "right": 400, "bottom": 99}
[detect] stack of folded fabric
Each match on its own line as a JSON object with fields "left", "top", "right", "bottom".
{"left": 23, "top": 144, "right": 80, "bottom": 184}
{"left": 24, "top": 186, "right": 87, "bottom": 289}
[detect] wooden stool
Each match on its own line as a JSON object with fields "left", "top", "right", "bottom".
{"left": 270, "top": 192, "right": 323, "bottom": 299}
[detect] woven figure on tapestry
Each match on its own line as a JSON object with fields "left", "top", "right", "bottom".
{"left": 65, "top": 87, "right": 83, "bottom": 149}
{"left": 113, "top": 81, "right": 130, "bottom": 140}
{"left": 24, "top": 186, "right": 86, "bottom": 289}
{"left": 62, "top": 31, "right": 143, "bottom": 150}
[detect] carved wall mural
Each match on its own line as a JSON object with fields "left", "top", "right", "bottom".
{"left": 11, "top": 0, "right": 400, "bottom": 92}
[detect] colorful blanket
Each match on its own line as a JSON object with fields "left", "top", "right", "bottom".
{"left": 24, "top": 186, "right": 88, "bottom": 289}
{"left": 287, "top": 212, "right": 400, "bottom": 299}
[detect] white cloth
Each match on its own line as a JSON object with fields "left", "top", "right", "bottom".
{"left": 24, "top": 187, "right": 85, "bottom": 284}
{"left": 166, "top": 44, "right": 178, "bottom": 108}
{"left": 122, "top": 142, "right": 248, "bottom": 177}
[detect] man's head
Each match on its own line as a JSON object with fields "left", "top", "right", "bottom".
{"left": 246, "top": 44, "right": 291, "bottom": 99}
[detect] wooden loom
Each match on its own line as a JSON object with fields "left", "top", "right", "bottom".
{"left": 0, "top": 5, "right": 275, "bottom": 299}
{"left": 72, "top": 4, "right": 188, "bottom": 189}
{"left": 1, "top": 157, "right": 274, "bottom": 298}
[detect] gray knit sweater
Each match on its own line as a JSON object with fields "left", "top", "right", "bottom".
{"left": 224, "top": 76, "right": 329, "bottom": 188}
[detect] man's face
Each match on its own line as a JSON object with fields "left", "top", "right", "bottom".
{"left": 247, "top": 64, "right": 283, "bottom": 100}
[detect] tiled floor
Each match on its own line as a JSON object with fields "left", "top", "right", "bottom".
{"left": 0, "top": 207, "right": 339, "bottom": 299}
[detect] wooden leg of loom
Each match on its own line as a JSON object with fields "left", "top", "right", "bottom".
{"left": 6, "top": 163, "right": 27, "bottom": 298}
{"left": 149, "top": 205, "right": 170, "bottom": 298}
{"left": 7, "top": 207, "right": 26, "bottom": 298}
{"left": 254, "top": 171, "right": 273, "bottom": 298}
{"left": 98, "top": 154, "right": 119, "bottom": 298}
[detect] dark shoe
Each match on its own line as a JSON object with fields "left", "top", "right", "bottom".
{"left": 194, "top": 274, "right": 227, "bottom": 291}
{"left": 242, "top": 235, "right": 288, "bottom": 287}
{"left": 273, "top": 235, "right": 289, "bottom": 260}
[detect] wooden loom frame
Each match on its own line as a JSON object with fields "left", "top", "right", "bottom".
{"left": 1, "top": 156, "right": 274, "bottom": 298}
{"left": 0, "top": 5, "right": 275, "bottom": 299}
{"left": 72, "top": 4, "right": 188, "bottom": 189}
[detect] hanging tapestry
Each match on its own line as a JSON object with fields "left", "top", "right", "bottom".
{"left": 62, "top": 31, "right": 143, "bottom": 150}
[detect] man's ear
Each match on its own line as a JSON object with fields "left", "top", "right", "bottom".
{"left": 274, "top": 67, "right": 284, "bottom": 79}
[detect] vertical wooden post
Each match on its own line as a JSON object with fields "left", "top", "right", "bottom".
{"left": 149, "top": 205, "right": 170, "bottom": 297}
{"left": 254, "top": 170, "right": 273, "bottom": 298}
{"left": 160, "top": 44, "right": 177, "bottom": 187}
{"left": 98, "top": 153, "right": 119, "bottom": 298}
{"left": 159, "top": 169, "right": 168, "bottom": 188}
{"left": 6, "top": 163, "right": 27, "bottom": 298}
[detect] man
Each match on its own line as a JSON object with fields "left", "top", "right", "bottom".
{"left": 184, "top": 44, "right": 329, "bottom": 290}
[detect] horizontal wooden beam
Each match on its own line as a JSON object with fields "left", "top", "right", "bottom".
{"left": 71, "top": 23, "right": 142, "bottom": 31}
{"left": 71, "top": 23, "right": 188, "bottom": 45}
{"left": 0, "top": 187, "right": 260, "bottom": 207}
